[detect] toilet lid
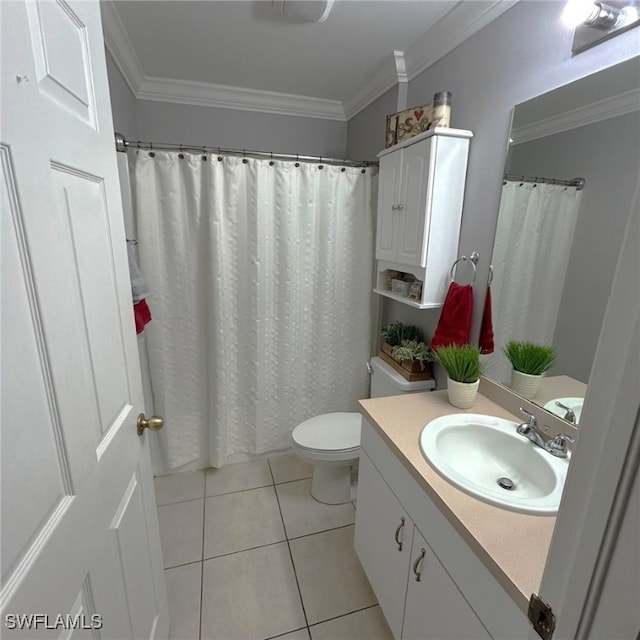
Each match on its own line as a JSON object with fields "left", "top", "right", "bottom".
{"left": 292, "top": 412, "right": 361, "bottom": 452}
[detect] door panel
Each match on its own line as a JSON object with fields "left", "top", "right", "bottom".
{"left": 25, "top": 0, "right": 96, "bottom": 125}
{"left": 376, "top": 153, "right": 401, "bottom": 261}
{"left": 109, "top": 471, "right": 162, "bottom": 639}
{"left": 397, "top": 140, "right": 430, "bottom": 267}
{"left": 354, "top": 451, "right": 413, "bottom": 639}
{"left": 402, "top": 529, "right": 491, "bottom": 640}
{"left": 1, "top": 1, "right": 167, "bottom": 636}
{"left": 50, "top": 164, "right": 131, "bottom": 436}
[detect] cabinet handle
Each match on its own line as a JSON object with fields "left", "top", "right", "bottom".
{"left": 413, "top": 548, "right": 426, "bottom": 582}
{"left": 394, "top": 517, "right": 405, "bottom": 551}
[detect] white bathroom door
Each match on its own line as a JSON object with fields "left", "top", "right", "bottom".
{"left": 1, "top": 1, "right": 168, "bottom": 638}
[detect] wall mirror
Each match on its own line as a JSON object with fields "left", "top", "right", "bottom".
{"left": 485, "top": 56, "right": 639, "bottom": 426}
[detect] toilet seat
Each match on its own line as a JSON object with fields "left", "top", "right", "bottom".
{"left": 292, "top": 412, "right": 361, "bottom": 453}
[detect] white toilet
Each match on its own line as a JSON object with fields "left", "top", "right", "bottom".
{"left": 291, "top": 356, "right": 435, "bottom": 504}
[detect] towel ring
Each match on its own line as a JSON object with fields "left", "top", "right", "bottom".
{"left": 450, "top": 256, "right": 477, "bottom": 285}
{"left": 487, "top": 265, "right": 494, "bottom": 286}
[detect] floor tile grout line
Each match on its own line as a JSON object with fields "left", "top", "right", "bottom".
{"left": 204, "top": 482, "right": 274, "bottom": 499}
{"left": 264, "top": 625, "right": 309, "bottom": 640}
{"left": 271, "top": 462, "right": 311, "bottom": 631}
{"left": 307, "top": 603, "right": 381, "bottom": 629}
{"left": 287, "top": 522, "right": 355, "bottom": 543}
{"left": 202, "top": 537, "right": 289, "bottom": 563}
{"left": 267, "top": 457, "right": 277, "bottom": 486}
{"left": 198, "top": 470, "right": 206, "bottom": 640}
{"left": 156, "top": 495, "right": 205, "bottom": 508}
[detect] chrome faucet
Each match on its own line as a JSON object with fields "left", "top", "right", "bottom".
{"left": 516, "top": 408, "right": 547, "bottom": 447}
{"left": 516, "top": 408, "right": 575, "bottom": 458}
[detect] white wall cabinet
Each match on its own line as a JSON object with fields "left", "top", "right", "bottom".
{"left": 355, "top": 451, "right": 490, "bottom": 640}
{"left": 374, "top": 128, "right": 472, "bottom": 309}
{"left": 355, "top": 418, "right": 530, "bottom": 640}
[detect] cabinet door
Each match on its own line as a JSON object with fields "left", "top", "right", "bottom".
{"left": 402, "top": 529, "right": 492, "bottom": 640}
{"left": 376, "top": 151, "right": 402, "bottom": 262}
{"left": 396, "top": 138, "right": 432, "bottom": 267}
{"left": 354, "top": 451, "right": 413, "bottom": 639}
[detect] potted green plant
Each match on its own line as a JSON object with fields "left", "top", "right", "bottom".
{"left": 380, "top": 322, "right": 423, "bottom": 356}
{"left": 391, "top": 339, "right": 435, "bottom": 373}
{"left": 434, "top": 344, "right": 483, "bottom": 409}
{"left": 503, "top": 340, "right": 556, "bottom": 399}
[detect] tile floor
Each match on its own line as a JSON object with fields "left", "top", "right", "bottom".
{"left": 155, "top": 454, "right": 393, "bottom": 640}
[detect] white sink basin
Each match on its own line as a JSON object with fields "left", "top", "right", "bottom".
{"left": 420, "top": 414, "right": 569, "bottom": 515}
{"left": 544, "top": 397, "right": 583, "bottom": 424}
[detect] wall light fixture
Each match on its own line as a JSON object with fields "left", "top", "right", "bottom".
{"left": 563, "top": 0, "right": 640, "bottom": 53}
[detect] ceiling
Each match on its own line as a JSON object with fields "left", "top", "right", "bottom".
{"left": 102, "top": 1, "right": 516, "bottom": 120}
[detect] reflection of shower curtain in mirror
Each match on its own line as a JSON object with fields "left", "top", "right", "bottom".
{"left": 490, "top": 181, "right": 582, "bottom": 383}
{"left": 133, "top": 152, "right": 374, "bottom": 470}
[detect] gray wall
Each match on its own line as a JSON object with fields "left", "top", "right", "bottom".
{"left": 508, "top": 111, "right": 639, "bottom": 383}
{"left": 105, "top": 56, "right": 346, "bottom": 159}
{"left": 105, "top": 50, "right": 138, "bottom": 140}
{"left": 347, "top": 0, "right": 639, "bottom": 382}
{"left": 134, "top": 100, "right": 347, "bottom": 158}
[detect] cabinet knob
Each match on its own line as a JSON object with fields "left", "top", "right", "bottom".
{"left": 396, "top": 203, "right": 404, "bottom": 211}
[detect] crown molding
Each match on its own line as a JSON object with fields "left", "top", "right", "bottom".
{"left": 100, "top": 1, "right": 145, "bottom": 96}
{"left": 102, "top": 0, "right": 516, "bottom": 122}
{"left": 404, "top": 0, "right": 519, "bottom": 82}
{"left": 343, "top": 0, "right": 519, "bottom": 120}
{"left": 137, "top": 76, "right": 346, "bottom": 120}
{"left": 511, "top": 88, "right": 640, "bottom": 144}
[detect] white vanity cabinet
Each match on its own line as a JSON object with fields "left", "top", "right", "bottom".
{"left": 355, "top": 451, "right": 490, "bottom": 640}
{"left": 374, "top": 128, "right": 472, "bottom": 309}
{"left": 355, "top": 417, "right": 531, "bottom": 640}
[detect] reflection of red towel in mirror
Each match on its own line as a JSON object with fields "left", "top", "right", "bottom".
{"left": 134, "top": 299, "right": 152, "bottom": 334}
{"left": 479, "top": 287, "right": 494, "bottom": 354}
{"left": 430, "top": 282, "right": 473, "bottom": 350}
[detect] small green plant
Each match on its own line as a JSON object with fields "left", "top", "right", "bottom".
{"left": 434, "top": 344, "right": 483, "bottom": 383}
{"left": 391, "top": 340, "right": 435, "bottom": 369}
{"left": 381, "top": 321, "right": 423, "bottom": 347}
{"left": 503, "top": 340, "right": 556, "bottom": 375}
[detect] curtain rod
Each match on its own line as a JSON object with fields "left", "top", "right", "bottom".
{"left": 504, "top": 173, "right": 586, "bottom": 190}
{"left": 114, "top": 132, "right": 376, "bottom": 168}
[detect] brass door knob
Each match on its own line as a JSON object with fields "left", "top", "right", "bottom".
{"left": 137, "top": 413, "right": 164, "bottom": 437}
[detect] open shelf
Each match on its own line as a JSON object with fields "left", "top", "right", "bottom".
{"left": 373, "top": 288, "right": 442, "bottom": 309}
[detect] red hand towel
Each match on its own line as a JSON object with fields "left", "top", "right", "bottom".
{"left": 134, "top": 299, "right": 152, "bottom": 334}
{"left": 430, "top": 282, "right": 473, "bottom": 350}
{"left": 479, "top": 286, "right": 494, "bottom": 354}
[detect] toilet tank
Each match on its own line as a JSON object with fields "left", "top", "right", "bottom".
{"left": 369, "top": 356, "right": 436, "bottom": 398}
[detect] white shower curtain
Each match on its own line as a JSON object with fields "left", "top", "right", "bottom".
{"left": 132, "top": 151, "right": 374, "bottom": 470}
{"left": 489, "top": 181, "right": 582, "bottom": 383}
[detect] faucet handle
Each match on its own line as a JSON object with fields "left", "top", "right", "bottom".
{"left": 555, "top": 401, "right": 577, "bottom": 423}
{"left": 546, "top": 433, "right": 575, "bottom": 458}
{"left": 518, "top": 407, "right": 537, "bottom": 428}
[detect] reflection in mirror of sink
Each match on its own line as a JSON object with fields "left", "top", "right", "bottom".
{"left": 544, "top": 397, "right": 583, "bottom": 424}
{"left": 420, "top": 414, "right": 569, "bottom": 516}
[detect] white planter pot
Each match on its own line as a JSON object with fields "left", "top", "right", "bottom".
{"left": 510, "top": 369, "right": 543, "bottom": 399}
{"left": 446, "top": 377, "right": 479, "bottom": 409}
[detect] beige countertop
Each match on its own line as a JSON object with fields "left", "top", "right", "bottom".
{"left": 359, "top": 390, "right": 556, "bottom": 614}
